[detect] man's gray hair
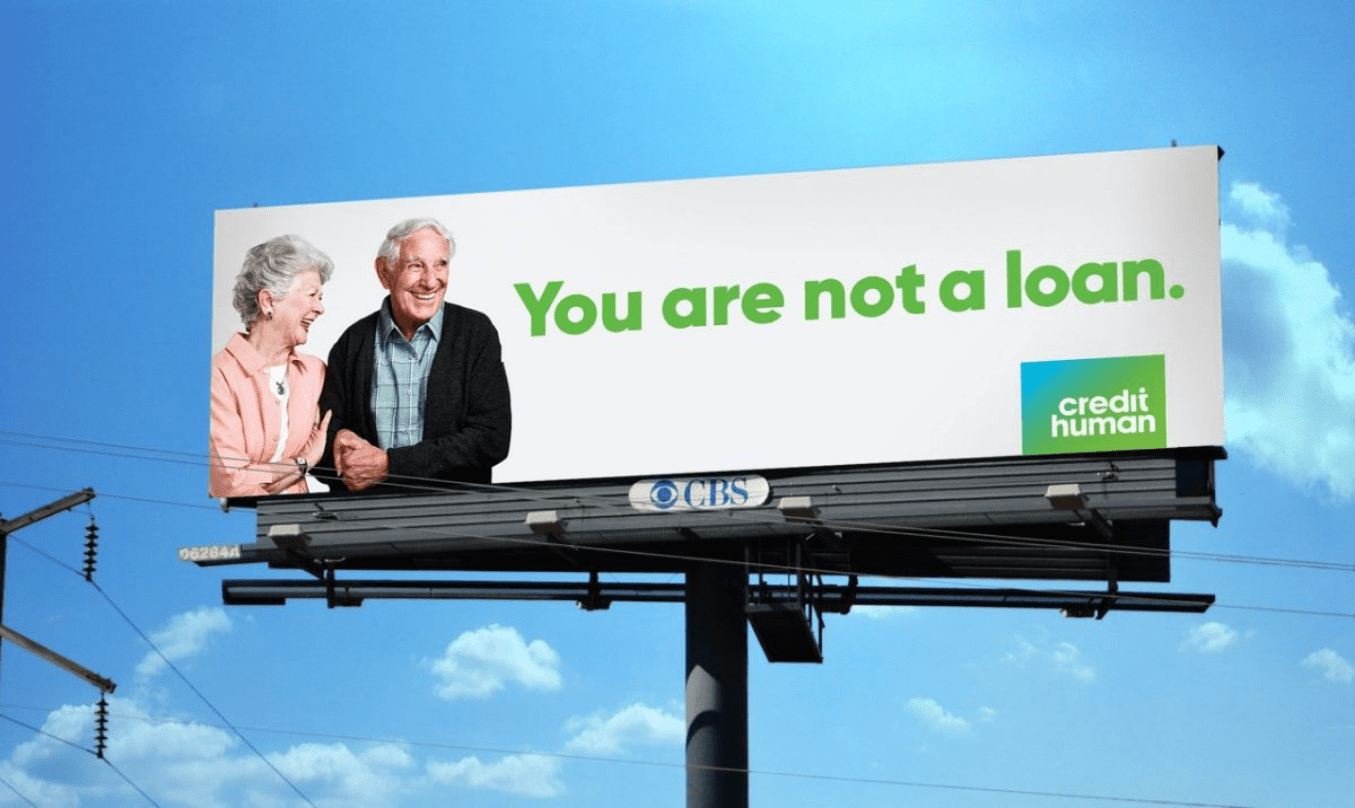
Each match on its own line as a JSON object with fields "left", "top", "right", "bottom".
{"left": 377, "top": 218, "right": 456, "bottom": 266}
{"left": 232, "top": 234, "right": 334, "bottom": 329}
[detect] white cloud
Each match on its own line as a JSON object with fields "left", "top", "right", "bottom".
{"left": 852, "top": 605, "right": 920, "bottom": 619}
{"left": 135, "top": 606, "right": 232, "bottom": 679}
{"left": 426, "top": 754, "right": 564, "bottom": 798}
{"left": 977, "top": 707, "right": 998, "bottom": 723}
{"left": 1302, "top": 649, "right": 1354, "bottom": 684}
{"left": 1221, "top": 182, "right": 1355, "bottom": 500}
{"left": 1050, "top": 642, "right": 1094, "bottom": 683}
{"left": 904, "top": 697, "right": 970, "bottom": 736}
{"left": 425, "top": 624, "right": 563, "bottom": 699}
{"left": 1002, "top": 637, "right": 1038, "bottom": 667}
{"left": 564, "top": 703, "right": 684, "bottom": 754}
{"left": 1003, "top": 635, "right": 1094, "bottom": 683}
{"left": 0, "top": 697, "right": 419, "bottom": 808}
{"left": 268, "top": 742, "right": 415, "bottom": 806}
{"left": 1229, "top": 181, "right": 1290, "bottom": 233}
{"left": 1183, "top": 621, "right": 1239, "bottom": 653}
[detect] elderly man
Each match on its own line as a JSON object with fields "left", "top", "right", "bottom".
{"left": 318, "top": 218, "right": 511, "bottom": 492}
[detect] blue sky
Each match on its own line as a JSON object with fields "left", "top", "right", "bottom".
{"left": 2, "top": 2, "right": 1353, "bottom": 806}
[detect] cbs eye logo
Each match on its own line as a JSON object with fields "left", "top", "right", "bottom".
{"left": 649, "top": 479, "right": 680, "bottom": 510}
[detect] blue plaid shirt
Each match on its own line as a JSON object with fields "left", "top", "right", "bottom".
{"left": 372, "top": 298, "right": 444, "bottom": 450}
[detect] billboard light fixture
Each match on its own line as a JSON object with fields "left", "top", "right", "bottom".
{"left": 526, "top": 510, "right": 565, "bottom": 535}
{"left": 1044, "top": 483, "right": 1113, "bottom": 539}
{"left": 267, "top": 523, "right": 311, "bottom": 551}
{"left": 777, "top": 496, "right": 818, "bottom": 522}
{"left": 1045, "top": 484, "right": 1088, "bottom": 510}
{"left": 266, "top": 523, "right": 325, "bottom": 578}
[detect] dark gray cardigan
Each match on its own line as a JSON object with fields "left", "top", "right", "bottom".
{"left": 317, "top": 301, "right": 511, "bottom": 492}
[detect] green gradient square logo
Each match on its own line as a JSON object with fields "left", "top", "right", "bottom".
{"left": 1021, "top": 355, "right": 1167, "bottom": 455}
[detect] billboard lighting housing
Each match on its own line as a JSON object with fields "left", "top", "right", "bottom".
{"left": 266, "top": 523, "right": 312, "bottom": 551}
{"left": 265, "top": 523, "right": 326, "bottom": 579}
{"left": 777, "top": 495, "right": 845, "bottom": 550}
{"left": 1044, "top": 484, "right": 1089, "bottom": 510}
{"left": 1044, "top": 483, "right": 1114, "bottom": 540}
{"left": 526, "top": 510, "right": 565, "bottom": 536}
{"left": 776, "top": 496, "right": 818, "bottom": 521}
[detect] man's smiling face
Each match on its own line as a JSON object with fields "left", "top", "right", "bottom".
{"left": 378, "top": 226, "right": 450, "bottom": 339}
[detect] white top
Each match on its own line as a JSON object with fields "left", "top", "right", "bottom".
{"left": 265, "top": 364, "right": 290, "bottom": 465}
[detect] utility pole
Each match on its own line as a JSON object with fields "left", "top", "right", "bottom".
{"left": 1, "top": 489, "right": 97, "bottom": 629}
{"left": 0, "top": 489, "right": 103, "bottom": 684}
{"left": 0, "top": 488, "right": 116, "bottom": 760}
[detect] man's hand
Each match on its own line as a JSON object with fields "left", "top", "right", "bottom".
{"left": 333, "top": 429, "right": 390, "bottom": 491}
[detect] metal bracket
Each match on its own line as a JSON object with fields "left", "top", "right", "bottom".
{"left": 267, "top": 524, "right": 325, "bottom": 579}
{"left": 1096, "top": 565, "right": 1119, "bottom": 620}
{"left": 578, "top": 571, "right": 611, "bottom": 611}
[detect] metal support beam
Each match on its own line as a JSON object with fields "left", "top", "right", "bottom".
{"left": 0, "top": 489, "right": 96, "bottom": 536}
{"left": 686, "top": 563, "right": 748, "bottom": 808}
{"left": 219, "top": 577, "right": 1216, "bottom": 615}
{"left": 0, "top": 624, "right": 116, "bottom": 693}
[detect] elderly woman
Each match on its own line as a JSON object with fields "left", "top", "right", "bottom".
{"left": 209, "top": 235, "right": 334, "bottom": 497}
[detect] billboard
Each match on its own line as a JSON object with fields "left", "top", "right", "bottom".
{"left": 210, "top": 146, "right": 1223, "bottom": 496}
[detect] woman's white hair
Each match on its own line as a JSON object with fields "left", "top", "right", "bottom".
{"left": 377, "top": 218, "right": 456, "bottom": 266}
{"left": 232, "top": 234, "right": 334, "bottom": 329}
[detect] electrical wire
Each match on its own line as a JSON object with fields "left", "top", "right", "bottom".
{"left": 100, "top": 759, "right": 164, "bottom": 808}
{"left": 0, "top": 710, "right": 92, "bottom": 754}
{"left": 2, "top": 429, "right": 1351, "bottom": 575}
{"left": 0, "top": 491, "right": 320, "bottom": 808}
{"left": 0, "top": 479, "right": 221, "bottom": 512}
{"left": 0, "top": 774, "right": 40, "bottom": 808}
{"left": 0, "top": 704, "right": 1257, "bottom": 808}
{"left": 4, "top": 484, "right": 1351, "bottom": 621}
{"left": 84, "top": 581, "right": 318, "bottom": 808}
{"left": 269, "top": 517, "right": 1355, "bottom": 620}
{"left": 0, "top": 488, "right": 1327, "bottom": 808}
{"left": 0, "top": 711, "right": 164, "bottom": 807}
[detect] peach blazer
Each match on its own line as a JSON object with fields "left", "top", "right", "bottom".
{"left": 209, "top": 333, "right": 326, "bottom": 497}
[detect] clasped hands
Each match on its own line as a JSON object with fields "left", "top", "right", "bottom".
{"left": 333, "top": 428, "right": 390, "bottom": 491}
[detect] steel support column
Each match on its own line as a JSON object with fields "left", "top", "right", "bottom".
{"left": 685, "top": 563, "right": 748, "bottom": 808}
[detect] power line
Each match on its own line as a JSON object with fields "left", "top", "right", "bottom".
{"left": 85, "top": 580, "right": 318, "bottom": 808}
{"left": 0, "top": 480, "right": 220, "bottom": 513}
{"left": 100, "top": 758, "right": 164, "bottom": 808}
{"left": 304, "top": 518, "right": 1355, "bottom": 620}
{"left": 4, "top": 487, "right": 1351, "bottom": 622}
{"left": 0, "top": 774, "right": 40, "bottom": 808}
{"left": 0, "top": 711, "right": 161, "bottom": 807}
{"left": 0, "top": 710, "right": 93, "bottom": 755}
{"left": 0, "top": 704, "right": 1257, "bottom": 808}
{"left": 2, "top": 429, "right": 1351, "bottom": 575}
{"left": 0, "top": 443, "right": 1339, "bottom": 807}
{"left": 0, "top": 492, "right": 319, "bottom": 808}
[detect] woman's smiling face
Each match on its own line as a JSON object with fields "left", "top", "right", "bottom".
{"left": 267, "top": 268, "right": 325, "bottom": 348}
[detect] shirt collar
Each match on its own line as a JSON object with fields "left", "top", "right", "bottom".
{"left": 378, "top": 297, "right": 444, "bottom": 346}
{"left": 224, "top": 332, "right": 302, "bottom": 375}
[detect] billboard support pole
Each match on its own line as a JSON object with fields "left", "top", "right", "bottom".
{"left": 685, "top": 560, "right": 749, "bottom": 808}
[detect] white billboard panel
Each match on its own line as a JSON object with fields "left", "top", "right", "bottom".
{"left": 211, "top": 146, "right": 1223, "bottom": 493}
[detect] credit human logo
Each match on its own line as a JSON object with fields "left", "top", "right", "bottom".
{"left": 1021, "top": 355, "right": 1167, "bottom": 455}
{"left": 1049, "top": 387, "right": 1157, "bottom": 439}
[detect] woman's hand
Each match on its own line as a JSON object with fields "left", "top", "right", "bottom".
{"left": 300, "top": 410, "right": 333, "bottom": 468}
